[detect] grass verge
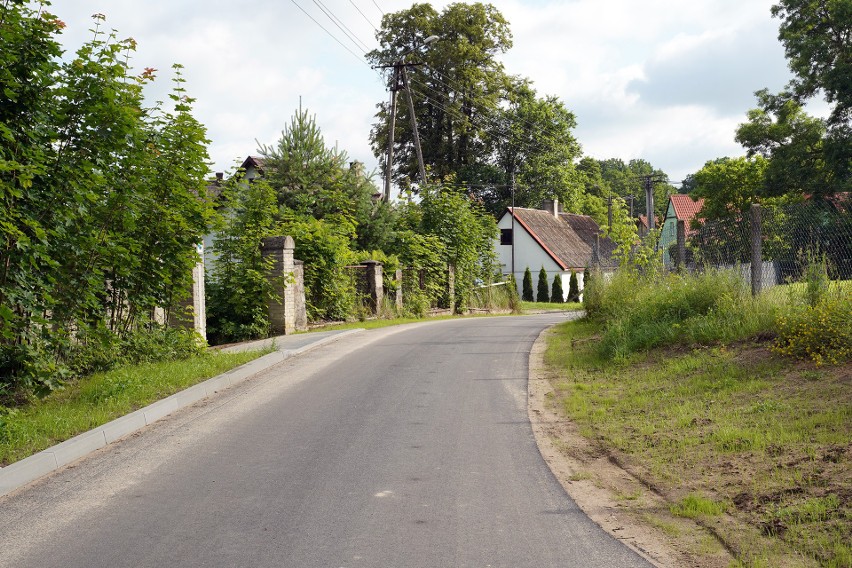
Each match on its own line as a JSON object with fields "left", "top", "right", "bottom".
{"left": 521, "top": 301, "right": 584, "bottom": 312}
{"left": 544, "top": 319, "right": 851, "bottom": 567}
{"left": 0, "top": 349, "right": 267, "bottom": 466}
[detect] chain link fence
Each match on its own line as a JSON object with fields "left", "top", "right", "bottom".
{"left": 667, "top": 198, "right": 852, "bottom": 290}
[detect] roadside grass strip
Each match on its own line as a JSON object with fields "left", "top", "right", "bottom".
{"left": 0, "top": 350, "right": 266, "bottom": 467}
{"left": 544, "top": 319, "right": 851, "bottom": 567}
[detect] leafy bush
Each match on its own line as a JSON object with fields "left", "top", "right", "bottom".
{"left": 773, "top": 291, "right": 852, "bottom": 366}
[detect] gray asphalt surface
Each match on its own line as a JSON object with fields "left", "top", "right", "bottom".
{"left": 0, "top": 314, "right": 653, "bottom": 568}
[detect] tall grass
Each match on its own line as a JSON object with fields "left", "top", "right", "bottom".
{"left": 584, "top": 268, "right": 782, "bottom": 360}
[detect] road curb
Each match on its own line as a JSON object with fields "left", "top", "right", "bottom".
{"left": 0, "top": 329, "right": 364, "bottom": 498}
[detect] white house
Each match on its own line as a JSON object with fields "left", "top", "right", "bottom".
{"left": 495, "top": 199, "right": 616, "bottom": 301}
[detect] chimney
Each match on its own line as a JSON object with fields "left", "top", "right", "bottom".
{"left": 215, "top": 172, "right": 224, "bottom": 183}
{"left": 540, "top": 198, "right": 560, "bottom": 218}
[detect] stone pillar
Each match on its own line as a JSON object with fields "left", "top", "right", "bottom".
{"left": 261, "top": 236, "right": 296, "bottom": 335}
{"left": 394, "top": 269, "right": 403, "bottom": 311}
{"left": 294, "top": 260, "right": 307, "bottom": 332}
{"left": 676, "top": 219, "right": 686, "bottom": 272}
{"left": 169, "top": 243, "right": 206, "bottom": 341}
{"left": 361, "top": 260, "right": 384, "bottom": 315}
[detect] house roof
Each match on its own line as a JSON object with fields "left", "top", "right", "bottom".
{"left": 508, "top": 208, "right": 616, "bottom": 270}
{"left": 240, "top": 155, "right": 266, "bottom": 172}
{"left": 669, "top": 194, "right": 705, "bottom": 221}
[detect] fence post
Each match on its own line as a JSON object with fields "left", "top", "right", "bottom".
{"left": 750, "top": 203, "right": 762, "bottom": 296}
{"left": 676, "top": 219, "right": 686, "bottom": 272}
{"left": 360, "top": 260, "right": 384, "bottom": 315}
{"left": 395, "top": 269, "right": 403, "bottom": 311}
{"left": 261, "top": 235, "right": 296, "bottom": 335}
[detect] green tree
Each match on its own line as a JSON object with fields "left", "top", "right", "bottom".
{"left": 738, "top": 2, "right": 851, "bottom": 195}
{"left": 484, "top": 81, "right": 583, "bottom": 215}
{"left": 367, "top": 2, "right": 513, "bottom": 188}
{"left": 522, "top": 266, "right": 533, "bottom": 301}
{"left": 536, "top": 266, "right": 549, "bottom": 303}
{"left": 0, "top": 9, "right": 212, "bottom": 393}
{"left": 418, "top": 185, "right": 497, "bottom": 311}
{"left": 259, "top": 107, "right": 377, "bottom": 233}
{"left": 736, "top": 91, "right": 836, "bottom": 197}
{"left": 550, "top": 274, "right": 564, "bottom": 304}
{"left": 772, "top": 0, "right": 851, "bottom": 129}
{"left": 567, "top": 270, "right": 580, "bottom": 302}
{"left": 207, "top": 176, "right": 279, "bottom": 344}
{"left": 691, "top": 156, "right": 769, "bottom": 219}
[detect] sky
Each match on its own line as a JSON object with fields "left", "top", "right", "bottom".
{"left": 49, "top": 0, "right": 810, "bottom": 186}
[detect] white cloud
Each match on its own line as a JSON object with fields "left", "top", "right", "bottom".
{"left": 48, "top": 0, "right": 796, "bottom": 184}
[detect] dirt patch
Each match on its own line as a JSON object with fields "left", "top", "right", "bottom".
{"left": 528, "top": 332, "right": 734, "bottom": 567}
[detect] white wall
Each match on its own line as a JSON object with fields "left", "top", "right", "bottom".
{"left": 496, "top": 211, "right": 564, "bottom": 299}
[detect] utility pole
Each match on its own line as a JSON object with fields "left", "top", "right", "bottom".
{"left": 384, "top": 68, "right": 399, "bottom": 202}
{"left": 401, "top": 67, "right": 427, "bottom": 186}
{"left": 374, "top": 35, "right": 438, "bottom": 202}
{"left": 639, "top": 174, "right": 666, "bottom": 231}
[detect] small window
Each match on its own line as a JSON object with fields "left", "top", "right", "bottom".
{"left": 500, "top": 228, "right": 513, "bottom": 245}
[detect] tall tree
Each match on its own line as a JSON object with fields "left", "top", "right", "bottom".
{"left": 739, "top": 1, "right": 852, "bottom": 195}
{"left": 367, "top": 2, "right": 512, "bottom": 189}
{"left": 485, "top": 80, "right": 583, "bottom": 215}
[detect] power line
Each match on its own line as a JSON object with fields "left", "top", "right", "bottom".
{"left": 371, "top": 0, "right": 385, "bottom": 17}
{"left": 288, "top": 0, "right": 371, "bottom": 69}
{"left": 312, "top": 0, "right": 374, "bottom": 53}
{"left": 350, "top": 0, "right": 379, "bottom": 32}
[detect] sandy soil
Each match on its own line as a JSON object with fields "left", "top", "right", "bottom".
{"left": 527, "top": 329, "right": 736, "bottom": 568}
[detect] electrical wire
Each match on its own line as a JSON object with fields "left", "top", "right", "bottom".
{"left": 350, "top": 0, "right": 380, "bottom": 32}
{"left": 312, "top": 0, "right": 374, "bottom": 54}
{"left": 289, "top": 0, "right": 371, "bottom": 68}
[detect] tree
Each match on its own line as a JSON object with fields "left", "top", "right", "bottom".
{"left": 772, "top": 0, "right": 852, "bottom": 129}
{"left": 207, "top": 176, "right": 279, "bottom": 344}
{"left": 522, "top": 267, "right": 533, "bottom": 301}
{"left": 259, "top": 107, "right": 377, "bottom": 233}
{"left": 568, "top": 270, "right": 580, "bottom": 302}
{"left": 483, "top": 80, "right": 583, "bottom": 215}
{"left": 691, "top": 156, "right": 769, "bottom": 219}
{"left": 418, "top": 185, "right": 497, "bottom": 311}
{"left": 550, "top": 274, "right": 564, "bottom": 304}
{"left": 536, "top": 266, "right": 549, "bottom": 303}
{"left": 0, "top": 9, "right": 212, "bottom": 393}
{"left": 736, "top": 91, "right": 838, "bottom": 197}
{"left": 368, "top": 3, "right": 513, "bottom": 189}
{"left": 738, "top": 2, "right": 851, "bottom": 196}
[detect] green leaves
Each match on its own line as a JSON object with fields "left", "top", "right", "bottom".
{"left": 1, "top": 8, "right": 213, "bottom": 395}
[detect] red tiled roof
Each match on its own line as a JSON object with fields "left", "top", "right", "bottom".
{"left": 670, "top": 194, "right": 705, "bottom": 221}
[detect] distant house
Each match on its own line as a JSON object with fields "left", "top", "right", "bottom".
{"left": 496, "top": 199, "right": 617, "bottom": 301}
{"left": 660, "top": 194, "right": 705, "bottom": 266}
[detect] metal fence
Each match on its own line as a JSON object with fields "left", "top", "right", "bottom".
{"left": 666, "top": 198, "right": 852, "bottom": 292}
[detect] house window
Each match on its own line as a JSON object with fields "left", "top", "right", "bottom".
{"left": 500, "top": 229, "right": 513, "bottom": 245}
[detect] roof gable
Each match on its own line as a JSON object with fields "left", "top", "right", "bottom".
{"left": 669, "top": 194, "right": 705, "bottom": 221}
{"left": 507, "top": 208, "right": 615, "bottom": 269}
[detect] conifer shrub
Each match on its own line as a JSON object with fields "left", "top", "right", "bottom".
{"left": 522, "top": 267, "right": 534, "bottom": 302}
{"left": 536, "top": 267, "right": 550, "bottom": 302}
{"left": 568, "top": 270, "right": 580, "bottom": 302}
{"left": 551, "top": 274, "right": 564, "bottom": 303}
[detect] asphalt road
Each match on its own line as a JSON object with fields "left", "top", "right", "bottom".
{"left": 0, "top": 315, "right": 653, "bottom": 568}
